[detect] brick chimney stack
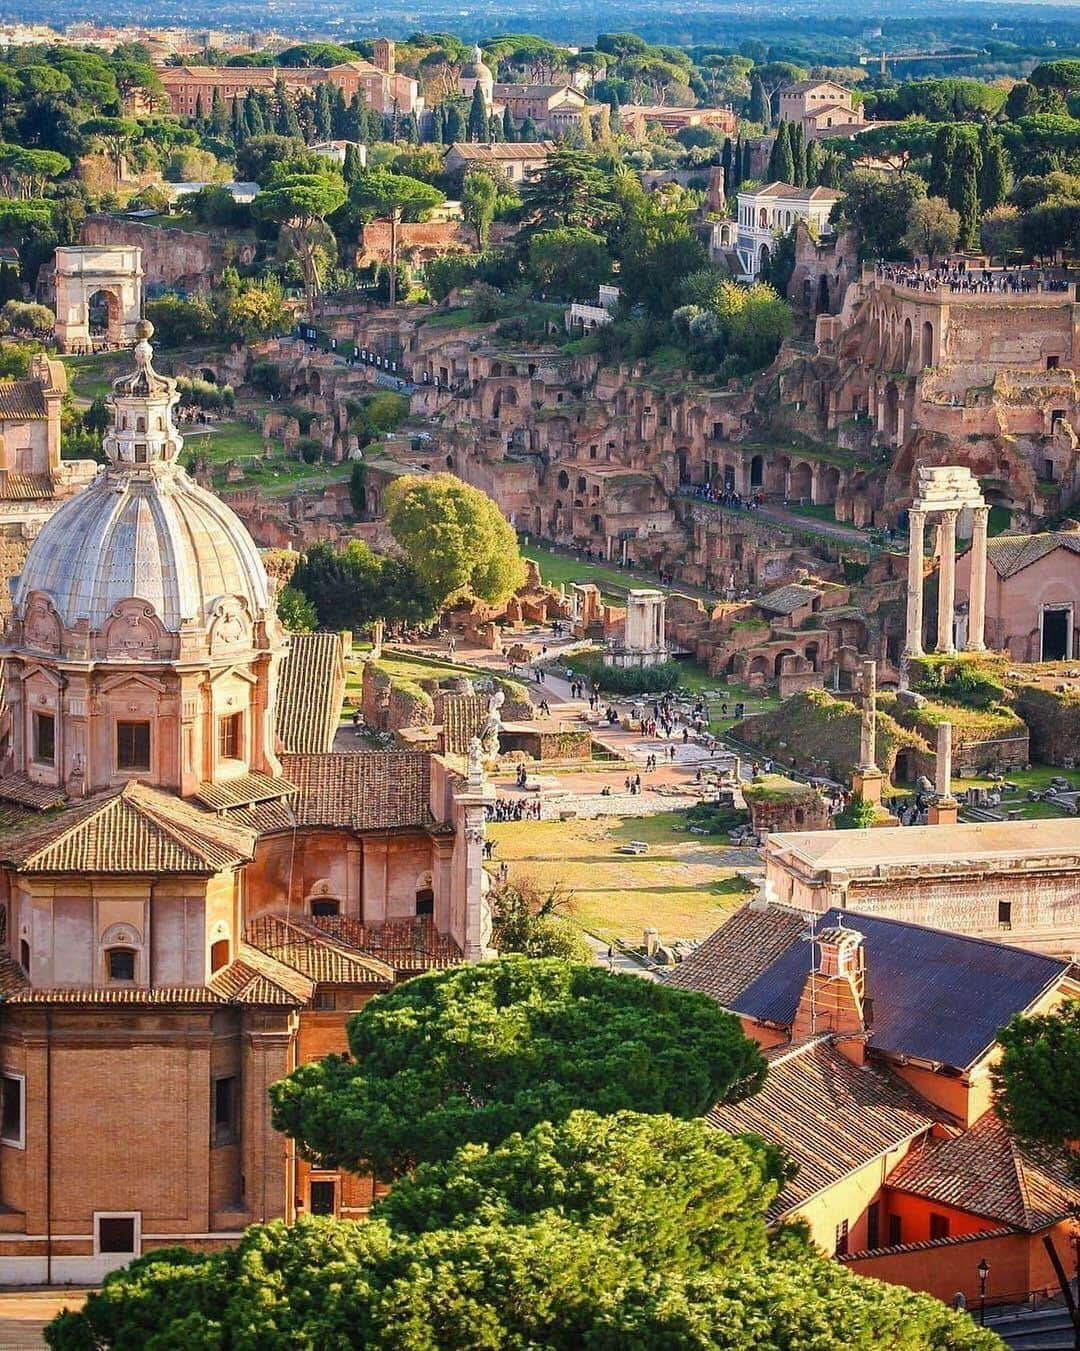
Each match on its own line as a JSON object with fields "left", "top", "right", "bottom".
{"left": 791, "top": 924, "right": 868, "bottom": 1061}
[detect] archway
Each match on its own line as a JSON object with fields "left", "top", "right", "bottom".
{"left": 817, "top": 273, "right": 830, "bottom": 314}
{"left": 758, "top": 243, "right": 770, "bottom": 275}
{"left": 765, "top": 455, "right": 790, "bottom": 496}
{"left": 749, "top": 454, "right": 764, "bottom": 489}
{"left": 308, "top": 370, "right": 322, "bottom": 396}
{"left": 804, "top": 641, "right": 820, "bottom": 670}
{"left": 87, "top": 289, "right": 120, "bottom": 341}
{"left": 903, "top": 317, "right": 912, "bottom": 368}
{"left": 893, "top": 748, "right": 917, "bottom": 784}
{"left": 773, "top": 648, "right": 797, "bottom": 678}
{"left": 817, "top": 465, "right": 840, "bottom": 504}
{"left": 788, "top": 461, "right": 812, "bottom": 500}
{"left": 557, "top": 470, "right": 570, "bottom": 489}
{"left": 921, "top": 320, "right": 934, "bottom": 367}
{"left": 199, "top": 367, "right": 217, "bottom": 384}
{"left": 676, "top": 449, "right": 689, "bottom": 484}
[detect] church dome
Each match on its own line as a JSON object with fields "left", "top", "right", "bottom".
{"left": 12, "top": 326, "right": 270, "bottom": 635}
{"left": 460, "top": 44, "right": 494, "bottom": 86}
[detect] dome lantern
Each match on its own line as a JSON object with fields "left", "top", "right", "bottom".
{"left": 102, "top": 319, "right": 184, "bottom": 468}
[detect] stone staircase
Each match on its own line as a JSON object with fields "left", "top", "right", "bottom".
{"left": 985, "top": 1304, "right": 1077, "bottom": 1350}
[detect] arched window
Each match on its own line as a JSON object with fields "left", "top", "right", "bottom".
{"left": 210, "top": 938, "right": 230, "bottom": 972}
{"left": 311, "top": 897, "right": 340, "bottom": 918}
{"left": 136, "top": 416, "right": 146, "bottom": 433}
{"left": 107, "top": 948, "right": 136, "bottom": 982}
{"left": 19, "top": 939, "right": 29, "bottom": 974}
{"left": 415, "top": 887, "right": 434, "bottom": 917}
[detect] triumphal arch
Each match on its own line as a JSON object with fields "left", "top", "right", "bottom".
{"left": 53, "top": 245, "right": 143, "bottom": 353}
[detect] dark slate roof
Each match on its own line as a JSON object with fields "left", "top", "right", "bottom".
{"left": 676, "top": 904, "right": 1070, "bottom": 1071}
{"left": 984, "top": 530, "right": 1080, "bottom": 579}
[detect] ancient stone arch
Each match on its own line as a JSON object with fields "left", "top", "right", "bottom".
{"left": 54, "top": 245, "right": 143, "bottom": 354}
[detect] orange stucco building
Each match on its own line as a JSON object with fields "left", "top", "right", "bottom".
{"left": 0, "top": 325, "right": 490, "bottom": 1282}
{"left": 670, "top": 902, "right": 1079, "bottom": 1311}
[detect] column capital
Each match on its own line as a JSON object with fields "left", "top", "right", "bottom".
{"left": 939, "top": 507, "right": 959, "bottom": 524}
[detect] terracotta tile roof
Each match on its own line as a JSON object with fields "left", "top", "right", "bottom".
{"left": 447, "top": 141, "right": 555, "bottom": 159}
{"left": 0, "top": 783, "right": 256, "bottom": 875}
{"left": 441, "top": 692, "right": 488, "bottom": 755}
{"left": 708, "top": 1037, "right": 940, "bottom": 1218}
{"left": 210, "top": 941, "right": 313, "bottom": 1005}
{"left": 280, "top": 751, "right": 432, "bottom": 831}
{"left": 664, "top": 903, "right": 809, "bottom": 1005}
{"left": 194, "top": 771, "right": 296, "bottom": 812}
{"left": 245, "top": 915, "right": 394, "bottom": 986}
{"left": 0, "top": 472, "right": 54, "bottom": 500}
{"left": 887, "top": 1111, "right": 1080, "bottom": 1232}
{"left": 984, "top": 530, "right": 1080, "bottom": 579}
{"left": 747, "top": 181, "right": 841, "bottom": 201}
{"left": 313, "top": 915, "right": 463, "bottom": 973}
{"left": 0, "top": 380, "right": 46, "bottom": 421}
{"left": 6, "top": 985, "right": 228, "bottom": 1006}
{"left": 275, "top": 632, "right": 347, "bottom": 754}
{"left": 841, "top": 1227, "right": 1014, "bottom": 1263}
{"left": 0, "top": 775, "right": 68, "bottom": 810}
{"left": 222, "top": 799, "right": 297, "bottom": 833}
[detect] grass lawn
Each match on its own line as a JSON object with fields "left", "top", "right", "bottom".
{"left": 954, "top": 762, "right": 1077, "bottom": 820}
{"left": 61, "top": 352, "right": 125, "bottom": 401}
{"left": 183, "top": 424, "right": 354, "bottom": 498}
{"left": 522, "top": 543, "right": 714, "bottom": 604}
{"left": 787, "top": 503, "right": 837, "bottom": 523}
{"left": 487, "top": 811, "right": 756, "bottom": 944}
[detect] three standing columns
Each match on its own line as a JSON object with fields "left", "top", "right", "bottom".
{"left": 904, "top": 503, "right": 988, "bottom": 657}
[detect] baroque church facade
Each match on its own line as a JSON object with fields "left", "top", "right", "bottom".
{"left": 0, "top": 324, "right": 491, "bottom": 1281}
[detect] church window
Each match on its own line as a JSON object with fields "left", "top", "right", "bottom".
{"left": 0, "top": 1074, "right": 23, "bottom": 1147}
{"left": 32, "top": 712, "right": 54, "bottom": 765}
{"left": 415, "top": 887, "right": 434, "bottom": 917}
{"left": 210, "top": 939, "right": 230, "bottom": 972}
{"left": 212, "top": 1076, "right": 238, "bottom": 1145}
{"left": 311, "top": 898, "right": 340, "bottom": 918}
{"left": 107, "top": 948, "right": 136, "bottom": 982}
{"left": 218, "top": 713, "right": 244, "bottom": 761}
{"left": 117, "top": 721, "right": 150, "bottom": 771}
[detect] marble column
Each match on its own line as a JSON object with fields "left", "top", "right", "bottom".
{"left": 905, "top": 508, "right": 926, "bottom": 656}
{"left": 934, "top": 720, "right": 953, "bottom": 798}
{"left": 937, "top": 509, "right": 958, "bottom": 654}
{"left": 966, "top": 506, "right": 988, "bottom": 651}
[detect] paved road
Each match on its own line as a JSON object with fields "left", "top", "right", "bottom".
{"left": 0, "top": 1290, "right": 86, "bottom": 1349}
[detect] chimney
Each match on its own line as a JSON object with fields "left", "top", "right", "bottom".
{"left": 791, "top": 923, "right": 868, "bottom": 1058}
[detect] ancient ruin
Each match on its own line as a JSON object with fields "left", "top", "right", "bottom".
{"left": 904, "top": 466, "right": 987, "bottom": 659}
{"left": 53, "top": 244, "right": 143, "bottom": 352}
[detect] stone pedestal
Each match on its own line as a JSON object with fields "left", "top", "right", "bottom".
{"left": 852, "top": 767, "right": 883, "bottom": 806}
{"left": 928, "top": 798, "right": 959, "bottom": 825}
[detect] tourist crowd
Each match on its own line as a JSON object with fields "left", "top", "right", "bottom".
{"left": 877, "top": 262, "right": 1070, "bottom": 295}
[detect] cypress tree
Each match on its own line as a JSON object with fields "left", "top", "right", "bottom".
{"left": 342, "top": 142, "right": 364, "bottom": 185}
{"left": 748, "top": 73, "right": 769, "bottom": 128}
{"left": 721, "top": 136, "right": 732, "bottom": 191}
{"left": 331, "top": 86, "right": 348, "bottom": 138}
{"left": 978, "top": 126, "right": 1010, "bottom": 210}
{"left": 953, "top": 140, "right": 981, "bottom": 249}
{"left": 929, "top": 125, "right": 957, "bottom": 201}
{"left": 195, "top": 90, "right": 206, "bottom": 122}
{"left": 344, "top": 93, "right": 364, "bottom": 141}
{"left": 432, "top": 104, "right": 446, "bottom": 145}
{"left": 610, "top": 98, "right": 623, "bottom": 137}
{"left": 503, "top": 106, "right": 515, "bottom": 142}
{"left": 520, "top": 114, "right": 538, "bottom": 142}
{"left": 467, "top": 85, "right": 488, "bottom": 142}
{"left": 805, "top": 137, "right": 821, "bottom": 186}
{"left": 489, "top": 113, "right": 504, "bottom": 143}
{"left": 445, "top": 103, "right": 465, "bottom": 143}
{"left": 768, "top": 121, "right": 794, "bottom": 183}
{"left": 229, "top": 95, "right": 244, "bottom": 145}
{"left": 314, "top": 83, "right": 333, "bottom": 140}
{"left": 790, "top": 120, "right": 806, "bottom": 188}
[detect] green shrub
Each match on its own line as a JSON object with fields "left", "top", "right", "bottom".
{"left": 564, "top": 651, "right": 683, "bottom": 695}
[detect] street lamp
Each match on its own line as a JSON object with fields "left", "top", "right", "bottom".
{"left": 977, "top": 1258, "right": 990, "bottom": 1325}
